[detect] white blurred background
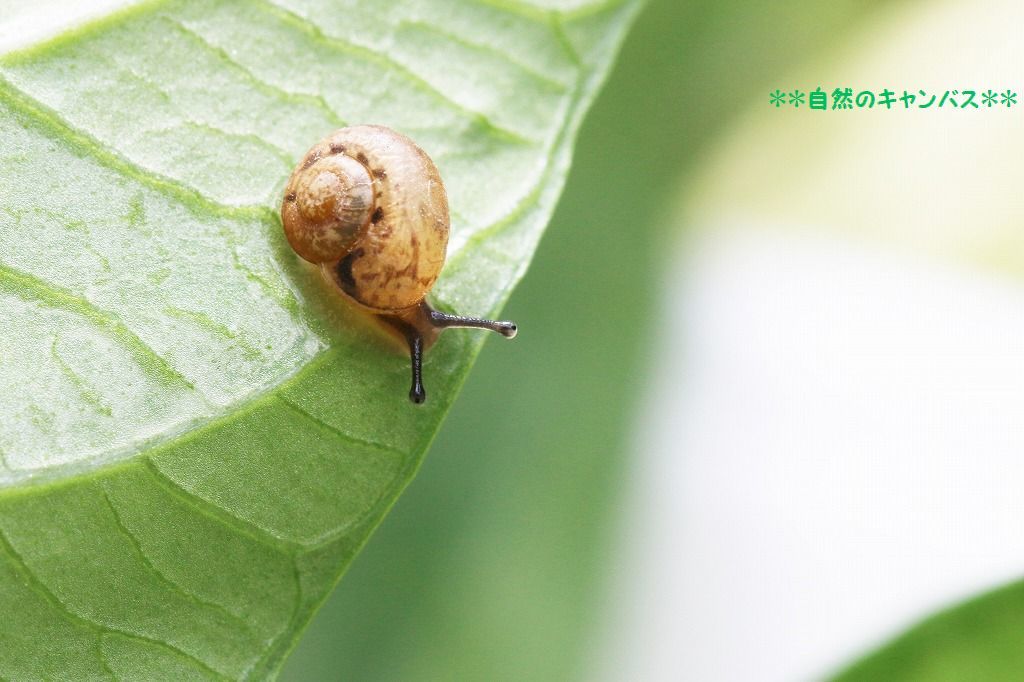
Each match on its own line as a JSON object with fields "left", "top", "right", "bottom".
{"left": 597, "top": 225, "right": 1024, "bottom": 680}
{"left": 594, "top": 0, "right": 1024, "bottom": 677}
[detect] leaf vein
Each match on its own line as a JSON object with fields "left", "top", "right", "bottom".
{"left": 255, "top": 0, "right": 536, "bottom": 147}
{"left": 464, "top": 0, "right": 555, "bottom": 23}
{"left": 246, "top": 556, "right": 305, "bottom": 680}
{"left": 398, "top": 19, "right": 573, "bottom": 92}
{"left": 0, "top": 76, "right": 275, "bottom": 219}
{"left": 0, "top": 262, "right": 197, "bottom": 394}
{"left": 229, "top": 246, "right": 303, "bottom": 318}
{"left": 151, "top": 121, "right": 295, "bottom": 168}
{"left": 99, "top": 488, "right": 262, "bottom": 640}
{"left": 164, "top": 16, "right": 347, "bottom": 130}
{"left": 0, "top": 526, "right": 229, "bottom": 680}
{"left": 275, "top": 395, "right": 405, "bottom": 457}
{"left": 142, "top": 459, "right": 303, "bottom": 553}
{"left": 50, "top": 336, "right": 114, "bottom": 417}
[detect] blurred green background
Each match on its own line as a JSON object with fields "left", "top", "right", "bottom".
{"left": 280, "top": 0, "right": 891, "bottom": 679}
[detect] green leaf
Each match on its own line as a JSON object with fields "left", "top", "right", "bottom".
{"left": 0, "top": 0, "right": 641, "bottom": 677}
{"left": 832, "top": 578, "right": 1024, "bottom": 681}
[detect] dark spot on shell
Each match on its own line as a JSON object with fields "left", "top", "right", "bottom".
{"left": 330, "top": 143, "right": 345, "bottom": 154}
{"left": 284, "top": 192, "right": 297, "bottom": 202}
{"left": 336, "top": 248, "right": 364, "bottom": 296}
{"left": 371, "top": 207, "right": 384, "bottom": 224}
{"left": 356, "top": 152, "right": 369, "bottom": 165}
{"left": 373, "top": 168, "right": 387, "bottom": 179}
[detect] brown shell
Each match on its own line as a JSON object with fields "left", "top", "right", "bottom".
{"left": 281, "top": 125, "right": 449, "bottom": 313}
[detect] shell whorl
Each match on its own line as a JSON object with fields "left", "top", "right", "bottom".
{"left": 282, "top": 147, "right": 375, "bottom": 264}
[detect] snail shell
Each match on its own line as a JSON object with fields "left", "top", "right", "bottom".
{"left": 281, "top": 125, "right": 517, "bottom": 404}
{"left": 281, "top": 125, "right": 449, "bottom": 313}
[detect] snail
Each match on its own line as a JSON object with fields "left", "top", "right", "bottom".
{"left": 281, "top": 125, "right": 517, "bottom": 404}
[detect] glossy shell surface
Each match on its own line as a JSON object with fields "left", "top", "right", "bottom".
{"left": 282, "top": 125, "right": 449, "bottom": 312}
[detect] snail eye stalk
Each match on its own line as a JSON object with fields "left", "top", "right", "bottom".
{"left": 385, "top": 302, "right": 517, "bottom": 404}
{"left": 427, "top": 310, "right": 518, "bottom": 338}
{"left": 407, "top": 335, "right": 426, "bottom": 404}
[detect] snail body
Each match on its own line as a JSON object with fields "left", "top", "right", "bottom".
{"left": 282, "top": 125, "right": 516, "bottom": 403}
